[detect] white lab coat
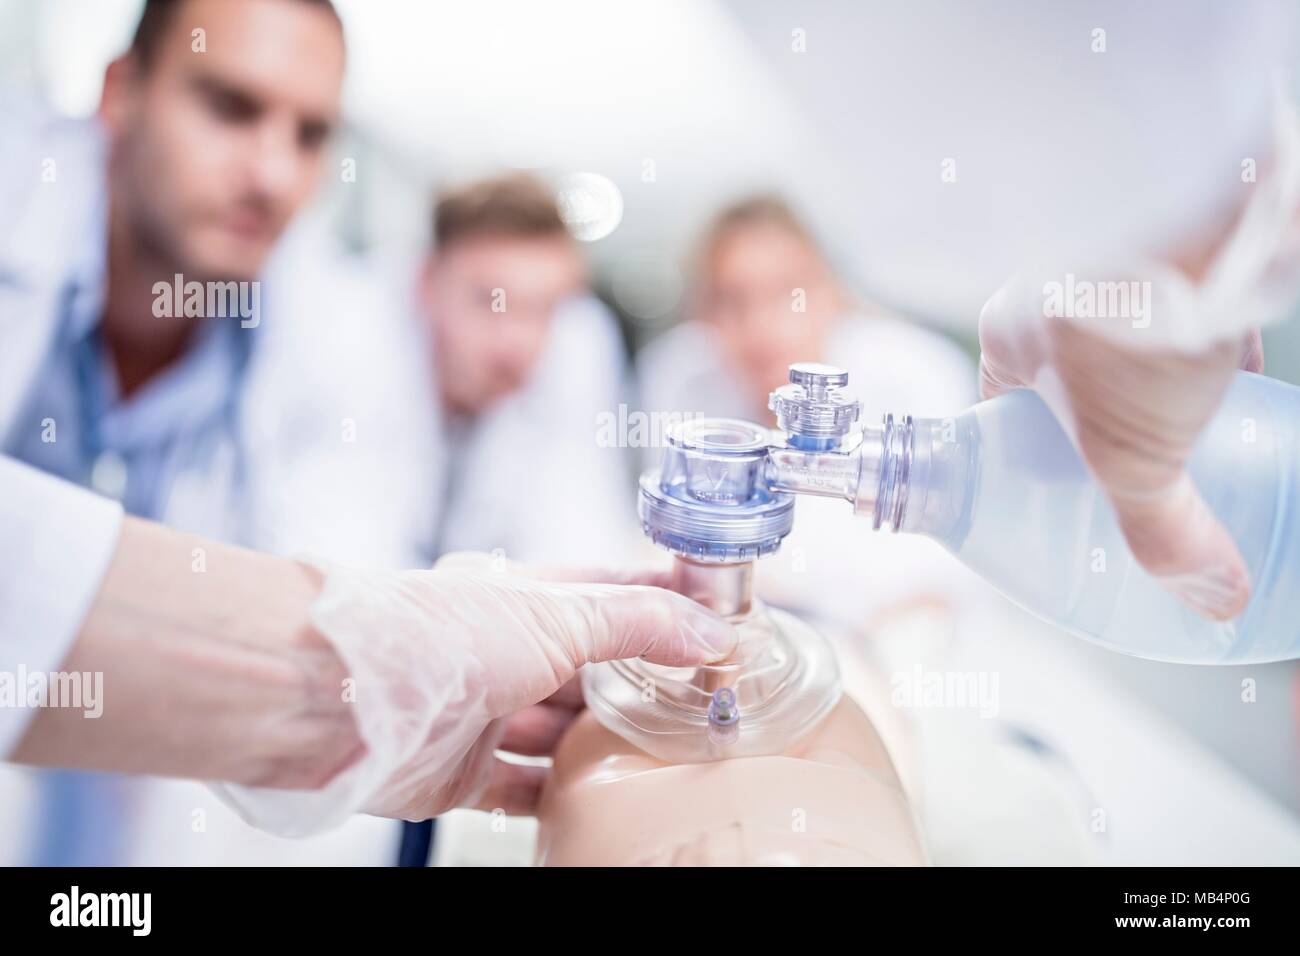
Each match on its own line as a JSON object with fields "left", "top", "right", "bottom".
{"left": 0, "top": 111, "right": 438, "bottom": 569}
{"left": 0, "top": 108, "right": 438, "bottom": 865}
{"left": 636, "top": 312, "right": 985, "bottom": 634}
{"left": 0, "top": 109, "right": 636, "bottom": 865}
{"left": 424, "top": 292, "right": 641, "bottom": 567}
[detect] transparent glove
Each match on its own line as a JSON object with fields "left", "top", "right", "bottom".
{"left": 976, "top": 96, "right": 1300, "bottom": 621}
{"left": 212, "top": 552, "right": 735, "bottom": 836}
{"left": 978, "top": 281, "right": 1264, "bottom": 621}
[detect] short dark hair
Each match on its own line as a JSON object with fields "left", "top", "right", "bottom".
{"left": 433, "top": 174, "right": 570, "bottom": 251}
{"left": 130, "top": 0, "right": 341, "bottom": 67}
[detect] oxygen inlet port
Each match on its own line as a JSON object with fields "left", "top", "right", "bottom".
{"left": 708, "top": 687, "right": 740, "bottom": 746}
{"left": 768, "top": 362, "right": 862, "bottom": 451}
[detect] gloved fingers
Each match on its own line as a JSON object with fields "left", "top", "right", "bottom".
{"left": 1108, "top": 473, "right": 1251, "bottom": 620}
{"left": 543, "top": 676, "right": 585, "bottom": 710}
{"left": 1049, "top": 320, "right": 1242, "bottom": 488}
{"left": 976, "top": 278, "right": 1269, "bottom": 395}
{"left": 432, "top": 554, "right": 742, "bottom": 669}
{"left": 546, "top": 582, "right": 738, "bottom": 669}
{"left": 1047, "top": 320, "right": 1253, "bottom": 619}
{"left": 497, "top": 701, "right": 579, "bottom": 757}
{"left": 976, "top": 318, "right": 1035, "bottom": 399}
{"left": 977, "top": 278, "right": 1051, "bottom": 400}
{"left": 418, "top": 564, "right": 735, "bottom": 720}
{"left": 435, "top": 552, "right": 737, "bottom": 665}
{"left": 977, "top": 351, "right": 1022, "bottom": 401}
{"left": 364, "top": 716, "right": 508, "bottom": 821}
{"left": 978, "top": 275, "right": 1256, "bottom": 621}
{"left": 1240, "top": 328, "right": 1265, "bottom": 373}
{"left": 434, "top": 553, "right": 736, "bottom": 668}
{"left": 470, "top": 758, "right": 549, "bottom": 816}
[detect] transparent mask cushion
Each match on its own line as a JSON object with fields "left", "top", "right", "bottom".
{"left": 583, "top": 416, "right": 842, "bottom": 763}
{"left": 582, "top": 597, "right": 842, "bottom": 762}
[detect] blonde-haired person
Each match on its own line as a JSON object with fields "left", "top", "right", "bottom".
{"left": 638, "top": 195, "right": 984, "bottom": 634}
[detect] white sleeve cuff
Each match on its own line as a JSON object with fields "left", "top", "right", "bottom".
{"left": 0, "top": 456, "right": 123, "bottom": 757}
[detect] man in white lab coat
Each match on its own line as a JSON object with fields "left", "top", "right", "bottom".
{"left": 412, "top": 174, "right": 637, "bottom": 571}
{"left": 1, "top": 1, "right": 639, "bottom": 864}
{"left": 0, "top": 0, "right": 436, "bottom": 866}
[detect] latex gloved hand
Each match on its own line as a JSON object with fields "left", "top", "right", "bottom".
{"left": 977, "top": 96, "right": 1300, "bottom": 621}
{"left": 213, "top": 552, "right": 734, "bottom": 835}
{"left": 978, "top": 278, "right": 1264, "bottom": 621}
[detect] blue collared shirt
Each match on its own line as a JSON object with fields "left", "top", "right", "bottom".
{"left": 6, "top": 254, "right": 253, "bottom": 525}
{"left": 1, "top": 150, "right": 255, "bottom": 867}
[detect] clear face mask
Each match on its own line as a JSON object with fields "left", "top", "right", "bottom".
{"left": 581, "top": 413, "right": 843, "bottom": 762}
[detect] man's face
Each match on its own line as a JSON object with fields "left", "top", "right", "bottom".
{"left": 102, "top": 0, "right": 344, "bottom": 282}
{"left": 423, "top": 235, "right": 584, "bottom": 415}
{"left": 699, "top": 224, "right": 843, "bottom": 407}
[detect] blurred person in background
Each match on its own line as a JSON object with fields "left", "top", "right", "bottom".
{"left": 393, "top": 172, "right": 640, "bottom": 865}
{"left": 0, "top": 0, "right": 435, "bottom": 866}
{"left": 410, "top": 173, "right": 637, "bottom": 570}
{"left": 638, "top": 195, "right": 983, "bottom": 634}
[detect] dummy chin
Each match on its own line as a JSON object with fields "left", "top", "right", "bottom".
{"left": 535, "top": 695, "right": 926, "bottom": 866}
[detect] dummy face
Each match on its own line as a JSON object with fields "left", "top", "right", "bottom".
{"left": 698, "top": 223, "right": 846, "bottom": 412}
{"left": 422, "top": 234, "right": 585, "bottom": 415}
{"left": 100, "top": 0, "right": 344, "bottom": 282}
{"left": 536, "top": 697, "right": 926, "bottom": 866}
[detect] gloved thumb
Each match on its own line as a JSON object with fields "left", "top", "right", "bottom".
{"left": 554, "top": 582, "right": 739, "bottom": 667}
{"left": 431, "top": 551, "right": 737, "bottom": 671}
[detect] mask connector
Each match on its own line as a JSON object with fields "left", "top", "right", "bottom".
{"left": 707, "top": 687, "right": 741, "bottom": 747}
{"left": 638, "top": 418, "right": 793, "bottom": 562}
